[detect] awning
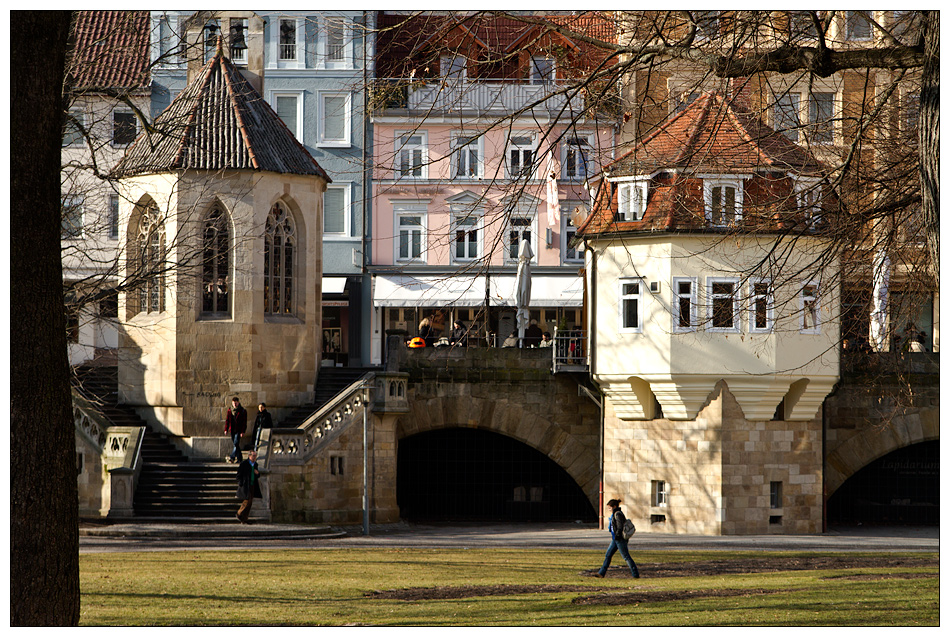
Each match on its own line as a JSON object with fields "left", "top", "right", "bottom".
{"left": 373, "top": 274, "right": 582, "bottom": 308}
{"left": 322, "top": 277, "right": 347, "bottom": 295}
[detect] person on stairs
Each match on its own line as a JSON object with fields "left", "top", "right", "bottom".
{"left": 225, "top": 396, "right": 247, "bottom": 464}
{"left": 236, "top": 450, "right": 262, "bottom": 524}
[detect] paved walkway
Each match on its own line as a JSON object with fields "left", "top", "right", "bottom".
{"left": 79, "top": 521, "right": 939, "bottom": 554}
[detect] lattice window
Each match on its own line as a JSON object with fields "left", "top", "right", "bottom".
{"left": 201, "top": 206, "right": 231, "bottom": 317}
{"left": 264, "top": 202, "right": 297, "bottom": 316}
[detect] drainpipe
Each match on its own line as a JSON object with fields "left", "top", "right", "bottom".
{"left": 361, "top": 10, "right": 370, "bottom": 366}
{"left": 585, "top": 240, "right": 604, "bottom": 530}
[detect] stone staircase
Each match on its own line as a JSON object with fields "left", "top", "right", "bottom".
{"left": 73, "top": 365, "right": 252, "bottom": 522}
{"left": 276, "top": 366, "right": 380, "bottom": 428}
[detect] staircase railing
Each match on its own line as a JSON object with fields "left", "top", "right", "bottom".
{"left": 72, "top": 390, "right": 145, "bottom": 517}
{"left": 263, "top": 371, "right": 409, "bottom": 467}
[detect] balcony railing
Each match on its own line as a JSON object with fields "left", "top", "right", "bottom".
{"left": 373, "top": 78, "right": 587, "bottom": 115}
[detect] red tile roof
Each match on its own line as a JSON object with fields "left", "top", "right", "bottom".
{"left": 577, "top": 91, "right": 832, "bottom": 237}
{"left": 68, "top": 11, "right": 150, "bottom": 90}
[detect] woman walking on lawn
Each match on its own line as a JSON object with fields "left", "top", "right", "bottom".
{"left": 595, "top": 498, "right": 640, "bottom": 578}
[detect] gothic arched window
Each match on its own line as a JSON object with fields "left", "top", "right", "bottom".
{"left": 201, "top": 206, "right": 231, "bottom": 317}
{"left": 133, "top": 200, "right": 165, "bottom": 315}
{"left": 264, "top": 201, "right": 297, "bottom": 316}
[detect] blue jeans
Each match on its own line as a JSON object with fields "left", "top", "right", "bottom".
{"left": 229, "top": 433, "right": 243, "bottom": 461}
{"left": 599, "top": 538, "right": 640, "bottom": 577}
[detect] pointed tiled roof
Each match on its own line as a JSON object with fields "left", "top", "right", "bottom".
{"left": 113, "top": 45, "right": 330, "bottom": 180}
{"left": 68, "top": 10, "right": 151, "bottom": 90}
{"left": 608, "top": 91, "right": 825, "bottom": 176}
{"left": 577, "top": 91, "right": 832, "bottom": 237}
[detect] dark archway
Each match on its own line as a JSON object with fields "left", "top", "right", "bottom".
{"left": 397, "top": 427, "right": 597, "bottom": 523}
{"left": 827, "top": 441, "right": 939, "bottom": 525}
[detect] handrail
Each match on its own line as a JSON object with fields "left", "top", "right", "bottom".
{"left": 552, "top": 328, "right": 588, "bottom": 373}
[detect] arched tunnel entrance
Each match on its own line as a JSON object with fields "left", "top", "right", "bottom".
{"left": 827, "top": 440, "right": 939, "bottom": 526}
{"left": 397, "top": 427, "right": 597, "bottom": 523}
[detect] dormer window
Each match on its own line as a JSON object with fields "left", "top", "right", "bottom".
{"left": 615, "top": 180, "right": 648, "bottom": 222}
{"left": 440, "top": 54, "right": 467, "bottom": 81}
{"left": 703, "top": 178, "right": 743, "bottom": 226}
{"left": 795, "top": 178, "right": 823, "bottom": 224}
{"left": 530, "top": 56, "right": 555, "bottom": 84}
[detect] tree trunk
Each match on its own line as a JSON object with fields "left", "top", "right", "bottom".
{"left": 10, "top": 10, "right": 80, "bottom": 626}
{"left": 919, "top": 10, "right": 939, "bottom": 284}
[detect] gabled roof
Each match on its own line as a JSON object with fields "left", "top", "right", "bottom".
{"left": 113, "top": 44, "right": 329, "bottom": 180}
{"left": 576, "top": 91, "right": 831, "bottom": 238}
{"left": 607, "top": 91, "right": 825, "bottom": 177}
{"left": 68, "top": 10, "right": 151, "bottom": 91}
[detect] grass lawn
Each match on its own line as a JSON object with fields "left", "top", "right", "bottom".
{"left": 79, "top": 549, "right": 938, "bottom": 626}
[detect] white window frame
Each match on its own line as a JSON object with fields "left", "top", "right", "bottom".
{"left": 320, "top": 15, "right": 352, "bottom": 69}
{"left": 530, "top": 56, "right": 555, "bottom": 84}
{"left": 451, "top": 213, "right": 481, "bottom": 263}
{"left": 153, "top": 12, "right": 182, "bottom": 68}
{"left": 800, "top": 281, "right": 821, "bottom": 334}
{"left": 844, "top": 11, "right": 873, "bottom": 41}
{"left": 506, "top": 133, "right": 536, "bottom": 180}
{"left": 323, "top": 183, "right": 351, "bottom": 238}
{"left": 505, "top": 211, "right": 537, "bottom": 264}
{"left": 318, "top": 91, "right": 351, "bottom": 147}
{"left": 451, "top": 134, "right": 482, "bottom": 179}
{"left": 440, "top": 54, "right": 468, "bottom": 80}
{"left": 773, "top": 91, "right": 802, "bottom": 142}
{"left": 748, "top": 278, "right": 773, "bottom": 333}
{"left": 108, "top": 194, "right": 120, "bottom": 240}
{"left": 561, "top": 202, "right": 583, "bottom": 264}
{"left": 672, "top": 276, "right": 698, "bottom": 333}
{"left": 703, "top": 177, "right": 744, "bottom": 226}
{"left": 808, "top": 91, "right": 837, "bottom": 144}
{"left": 277, "top": 17, "right": 304, "bottom": 67}
{"left": 271, "top": 91, "right": 303, "bottom": 142}
{"left": 111, "top": 109, "right": 137, "bottom": 147}
{"left": 396, "top": 131, "right": 428, "bottom": 179}
{"left": 61, "top": 195, "right": 84, "bottom": 239}
{"left": 562, "top": 133, "right": 593, "bottom": 181}
{"left": 651, "top": 480, "right": 669, "bottom": 507}
{"left": 795, "top": 177, "right": 823, "bottom": 223}
{"left": 615, "top": 179, "right": 649, "bottom": 222}
{"left": 707, "top": 277, "right": 740, "bottom": 333}
{"left": 393, "top": 202, "right": 427, "bottom": 263}
{"left": 619, "top": 278, "right": 644, "bottom": 333}
{"left": 63, "top": 108, "right": 85, "bottom": 147}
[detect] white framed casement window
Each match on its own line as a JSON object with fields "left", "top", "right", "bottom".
{"left": 507, "top": 134, "right": 536, "bottom": 179}
{"left": 795, "top": 177, "right": 823, "bottom": 223}
{"left": 318, "top": 92, "right": 351, "bottom": 147}
{"left": 321, "top": 15, "right": 352, "bottom": 69}
{"left": 800, "top": 282, "right": 821, "bottom": 334}
{"left": 749, "top": 278, "right": 773, "bottom": 333}
{"left": 506, "top": 213, "right": 536, "bottom": 263}
{"left": 61, "top": 195, "right": 84, "bottom": 239}
{"left": 704, "top": 178, "right": 743, "bottom": 226}
{"left": 616, "top": 180, "right": 648, "bottom": 221}
{"left": 845, "top": 11, "right": 872, "bottom": 40}
{"left": 561, "top": 202, "right": 583, "bottom": 263}
{"left": 562, "top": 134, "right": 592, "bottom": 181}
{"left": 62, "top": 108, "right": 85, "bottom": 147}
{"left": 278, "top": 17, "right": 301, "bottom": 64}
{"left": 112, "top": 109, "right": 137, "bottom": 147}
{"left": 672, "top": 277, "right": 698, "bottom": 333}
{"left": 272, "top": 92, "right": 303, "bottom": 141}
{"left": 153, "top": 13, "right": 182, "bottom": 67}
{"left": 619, "top": 278, "right": 644, "bottom": 333}
{"left": 530, "top": 56, "right": 555, "bottom": 84}
{"left": 651, "top": 480, "right": 669, "bottom": 507}
{"left": 452, "top": 214, "right": 480, "bottom": 262}
{"left": 809, "top": 92, "right": 836, "bottom": 143}
{"left": 707, "top": 277, "right": 740, "bottom": 332}
{"left": 396, "top": 131, "right": 427, "bottom": 179}
{"left": 394, "top": 203, "right": 426, "bottom": 263}
{"left": 773, "top": 92, "right": 802, "bottom": 142}
{"left": 452, "top": 134, "right": 482, "bottom": 179}
{"left": 323, "top": 183, "right": 351, "bottom": 238}
{"left": 440, "top": 54, "right": 467, "bottom": 81}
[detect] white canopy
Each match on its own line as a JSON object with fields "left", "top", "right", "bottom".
{"left": 373, "top": 274, "right": 582, "bottom": 308}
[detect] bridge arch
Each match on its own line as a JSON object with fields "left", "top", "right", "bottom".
{"left": 396, "top": 387, "right": 601, "bottom": 515}
{"left": 825, "top": 408, "right": 939, "bottom": 497}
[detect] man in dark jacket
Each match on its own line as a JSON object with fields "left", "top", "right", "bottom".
{"left": 249, "top": 402, "right": 273, "bottom": 450}
{"left": 236, "top": 450, "right": 262, "bottom": 524}
{"left": 225, "top": 396, "right": 247, "bottom": 464}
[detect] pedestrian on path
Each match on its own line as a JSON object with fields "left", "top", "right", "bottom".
{"left": 225, "top": 396, "right": 247, "bottom": 463}
{"left": 236, "top": 450, "right": 262, "bottom": 524}
{"left": 594, "top": 498, "right": 640, "bottom": 578}
{"left": 248, "top": 402, "right": 273, "bottom": 451}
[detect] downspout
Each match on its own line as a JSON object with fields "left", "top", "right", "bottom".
{"left": 585, "top": 240, "right": 604, "bottom": 530}
{"left": 361, "top": 10, "right": 371, "bottom": 366}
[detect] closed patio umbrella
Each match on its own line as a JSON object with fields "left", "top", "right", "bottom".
{"left": 515, "top": 238, "right": 533, "bottom": 347}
